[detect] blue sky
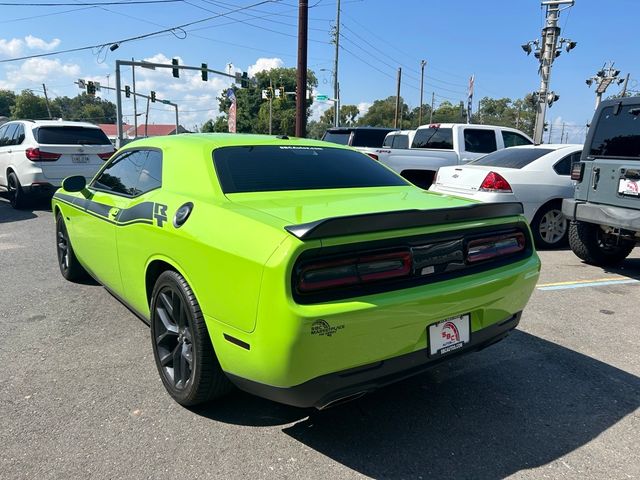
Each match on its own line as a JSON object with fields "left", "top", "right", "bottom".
{"left": 0, "top": 0, "right": 638, "bottom": 141}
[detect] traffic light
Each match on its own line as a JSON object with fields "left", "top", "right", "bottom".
{"left": 241, "top": 72, "right": 248, "bottom": 88}
{"left": 125, "top": 85, "right": 131, "bottom": 98}
{"left": 150, "top": 91, "right": 156, "bottom": 103}
{"left": 172, "top": 58, "right": 179, "bottom": 78}
{"left": 547, "top": 92, "right": 560, "bottom": 107}
{"left": 201, "top": 63, "right": 208, "bottom": 81}
{"left": 86, "top": 81, "right": 96, "bottom": 96}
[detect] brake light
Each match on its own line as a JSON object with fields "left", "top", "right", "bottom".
{"left": 25, "top": 148, "right": 61, "bottom": 162}
{"left": 570, "top": 162, "right": 584, "bottom": 181}
{"left": 467, "top": 232, "right": 526, "bottom": 263}
{"left": 98, "top": 151, "right": 115, "bottom": 161}
{"left": 366, "top": 153, "right": 379, "bottom": 161}
{"left": 479, "top": 171, "right": 512, "bottom": 192}
{"left": 298, "top": 250, "right": 412, "bottom": 293}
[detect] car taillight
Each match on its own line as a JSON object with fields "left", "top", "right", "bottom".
{"left": 298, "top": 250, "right": 412, "bottom": 293}
{"left": 25, "top": 148, "right": 61, "bottom": 162}
{"left": 366, "top": 153, "right": 379, "bottom": 161}
{"left": 570, "top": 162, "right": 584, "bottom": 181}
{"left": 466, "top": 232, "right": 526, "bottom": 263}
{"left": 479, "top": 171, "right": 512, "bottom": 192}
{"left": 98, "top": 151, "right": 115, "bottom": 161}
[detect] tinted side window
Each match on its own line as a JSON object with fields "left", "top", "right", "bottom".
{"left": 554, "top": 151, "right": 582, "bottom": 176}
{"left": 412, "top": 127, "right": 454, "bottom": 149}
{"left": 137, "top": 150, "right": 163, "bottom": 193}
{"left": 2, "top": 124, "right": 18, "bottom": 146}
{"left": 12, "top": 124, "right": 25, "bottom": 145}
{"left": 322, "top": 131, "right": 351, "bottom": 145}
{"left": 0, "top": 125, "right": 8, "bottom": 147}
{"left": 464, "top": 129, "right": 497, "bottom": 153}
{"left": 589, "top": 104, "right": 640, "bottom": 159}
{"left": 92, "top": 150, "right": 161, "bottom": 196}
{"left": 502, "top": 130, "right": 532, "bottom": 147}
{"left": 393, "top": 135, "right": 409, "bottom": 149}
{"left": 35, "top": 126, "right": 111, "bottom": 145}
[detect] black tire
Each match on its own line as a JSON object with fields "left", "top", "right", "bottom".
{"left": 7, "top": 171, "right": 28, "bottom": 209}
{"left": 568, "top": 220, "right": 635, "bottom": 266}
{"left": 55, "top": 212, "right": 88, "bottom": 282}
{"left": 150, "top": 270, "right": 233, "bottom": 406}
{"left": 531, "top": 202, "right": 568, "bottom": 249}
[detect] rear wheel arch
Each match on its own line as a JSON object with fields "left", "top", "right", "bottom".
{"left": 532, "top": 198, "right": 564, "bottom": 219}
{"left": 145, "top": 258, "right": 178, "bottom": 307}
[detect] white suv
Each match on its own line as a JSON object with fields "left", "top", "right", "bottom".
{"left": 0, "top": 120, "right": 114, "bottom": 208}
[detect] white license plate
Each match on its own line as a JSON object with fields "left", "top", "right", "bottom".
{"left": 72, "top": 155, "right": 89, "bottom": 163}
{"left": 428, "top": 314, "right": 470, "bottom": 356}
{"left": 618, "top": 178, "right": 640, "bottom": 196}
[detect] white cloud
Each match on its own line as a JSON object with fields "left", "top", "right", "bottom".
{"left": 3, "top": 58, "right": 81, "bottom": 86}
{"left": 0, "top": 38, "right": 24, "bottom": 57}
{"left": 247, "top": 57, "right": 284, "bottom": 77}
{"left": 24, "top": 35, "right": 60, "bottom": 51}
{"left": 0, "top": 36, "right": 61, "bottom": 58}
{"left": 357, "top": 101, "right": 372, "bottom": 117}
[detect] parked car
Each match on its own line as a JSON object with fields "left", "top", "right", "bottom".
{"left": 53, "top": 133, "right": 540, "bottom": 409}
{"left": 430, "top": 144, "right": 582, "bottom": 249}
{"left": 563, "top": 97, "right": 640, "bottom": 265}
{"left": 0, "top": 120, "right": 114, "bottom": 208}
{"left": 369, "top": 123, "right": 533, "bottom": 189}
{"left": 321, "top": 126, "right": 397, "bottom": 148}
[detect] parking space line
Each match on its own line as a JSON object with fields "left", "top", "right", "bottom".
{"left": 537, "top": 278, "right": 639, "bottom": 291}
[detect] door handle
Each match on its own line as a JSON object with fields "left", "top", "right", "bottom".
{"left": 592, "top": 167, "right": 600, "bottom": 190}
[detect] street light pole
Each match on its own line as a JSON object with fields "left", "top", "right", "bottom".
{"left": 333, "top": 0, "right": 341, "bottom": 127}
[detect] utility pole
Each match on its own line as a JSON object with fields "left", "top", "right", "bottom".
{"left": 522, "top": 0, "right": 576, "bottom": 144}
{"left": 132, "top": 59, "right": 138, "bottom": 139}
{"left": 429, "top": 91, "right": 434, "bottom": 123}
{"left": 586, "top": 62, "right": 625, "bottom": 109}
{"left": 41, "top": 83, "right": 52, "bottom": 119}
{"left": 419, "top": 60, "right": 426, "bottom": 125}
{"left": 394, "top": 67, "right": 402, "bottom": 129}
{"left": 560, "top": 122, "right": 565, "bottom": 144}
{"left": 296, "top": 0, "right": 309, "bottom": 137}
{"left": 269, "top": 78, "right": 273, "bottom": 135}
{"left": 620, "top": 73, "right": 630, "bottom": 97}
{"left": 548, "top": 119, "right": 553, "bottom": 143}
{"left": 145, "top": 97, "right": 150, "bottom": 138}
{"left": 332, "top": 0, "right": 341, "bottom": 127}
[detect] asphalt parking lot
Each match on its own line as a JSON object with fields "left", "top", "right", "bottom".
{"left": 1, "top": 198, "right": 638, "bottom": 480}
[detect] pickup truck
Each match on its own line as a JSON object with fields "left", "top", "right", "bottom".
{"left": 363, "top": 123, "right": 533, "bottom": 189}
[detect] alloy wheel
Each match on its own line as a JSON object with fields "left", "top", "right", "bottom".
{"left": 154, "top": 287, "right": 194, "bottom": 390}
{"left": 56, "top": 222, "right": 70, "bottom": 273}
{"left": 538, "top": 209, "right": 567, "bottom": 245}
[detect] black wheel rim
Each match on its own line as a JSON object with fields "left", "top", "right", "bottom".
{"left": 56, "top": 219, "right": 70, "bottom": 273}
{"left": 154, "top": 287, "right": 194, "bottom": 390}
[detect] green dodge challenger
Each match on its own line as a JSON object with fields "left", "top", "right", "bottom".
{"left": 53, "top": 134, "right": 540, "bottom": 409}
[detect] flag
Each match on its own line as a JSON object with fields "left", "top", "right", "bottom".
{"left": 227, "top": 88, "right": 237, "bottom": 133}
{"left": 467, "top": 75, "right": 474, "bottom": 124}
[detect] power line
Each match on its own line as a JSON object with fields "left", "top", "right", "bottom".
{"left": 0, "top": 6, "right": 94, "bottom": 24}
{"left": 0, "top": 0, "right": 184, "bottom": 5}
{"left": 0, "top": 0, "right": 278, "bottom": 63}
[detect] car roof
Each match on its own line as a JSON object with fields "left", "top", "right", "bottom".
{"left": 29, "top": 120, "right": 102, "bottom": 128}
{"left": 121, "top": 132, "right": 352, "bottom": 150}
{"left": 325, "top": 126, "right": 397, "bottom": 132}
{"left": 504, "top": 143, "right": 582, "bottom": 150}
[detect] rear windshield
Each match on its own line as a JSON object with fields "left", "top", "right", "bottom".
{"left": 322, "top": 131, "right": 351, "bottom": 145}
{"left": 34, "top": 126, "right": 111, "bottom": 145}
{"left": 411, "top": 127, "right": 454, "bottom": 149}
{"left": 470, "top": 148, "right": 553, "bottom": 169}
{"left": 351, "top": 129, "right": 392, "bottom": 147}
{"left": 588, "top": 104, "right": 640, "bottom": 159}
{"left": 213, "top": 145, "right": 408, "bottom": 193}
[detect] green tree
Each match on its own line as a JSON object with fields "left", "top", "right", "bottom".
{"left": 0, "top": 89, "right": 16, "bottom": 118}
{"left": 320, "top": 104, "right": 360, "bottom": 126}
{"left": 306, "top": 120, "right": 326, "bottom": 139}
{"left": 11, "top": 90, "right": 50, "bottom": 119}
{"left": 52, "top": 93, "right": 117, "bottom": 123}
{"left": 357, "top": 96, "right": 411, "bottom": 128}
{"left": 209, "top": 67, "right": 318, "bottom": 136}
{"left": 431, "top": 100, "right": 467, "bottom": 124}
{"left": 472, "top": 95, "right": 536, "bottom": 137}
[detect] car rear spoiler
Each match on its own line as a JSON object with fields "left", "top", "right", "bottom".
{"left": 284, "top": 202, "right": 524, "bottom": 240}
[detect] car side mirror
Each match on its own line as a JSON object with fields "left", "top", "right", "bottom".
{"left": 62, "top": 175, "right": 86, "bottom": 192}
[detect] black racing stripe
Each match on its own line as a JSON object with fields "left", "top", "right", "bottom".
{"left": 116, "top": 201, "right": 154, "bottom": 223}
{"left": 85, "top": 200, "right": 112, "bottom": 218}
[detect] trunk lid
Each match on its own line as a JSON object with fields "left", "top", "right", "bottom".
{"left": 434, "top": 165, "right": 496, "bottom": 193}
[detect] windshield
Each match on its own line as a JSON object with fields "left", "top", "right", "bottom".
{"left": 470, "top": 148, "right": 554, "bottom": 169}
{"left": 213, "top": 145, "right": 408, "bottom": 193}
{"left": 411, "top": 127, "right": 454, "bottom": 149}
{"left": 589, "top": 104, "right": 640, "bottom": 159}
{"left": 34, "top": 126, "right": 111, "bottom": 145}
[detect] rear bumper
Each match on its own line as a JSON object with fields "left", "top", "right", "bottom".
{"left": 227, "top": 312, "right": 521, "bottom": 409}
{"left": 562, "top": 199, "right": 640, "bottom": 231}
